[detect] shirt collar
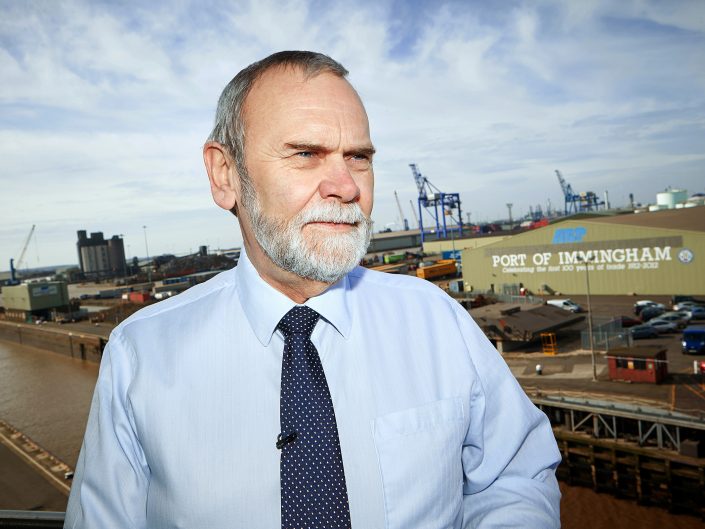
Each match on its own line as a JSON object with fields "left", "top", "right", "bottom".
{"left": 236, "top": 247, "right": 352, "bottom": 346}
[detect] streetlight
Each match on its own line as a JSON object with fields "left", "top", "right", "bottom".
{"left": 142, "top": 225, "right": 151, "bottom": 283}
{"left": 578, "top": 254, "right": 597, "bottom": 382}
{"left": 445, "top": 207, "right": 457, "bottom": 259}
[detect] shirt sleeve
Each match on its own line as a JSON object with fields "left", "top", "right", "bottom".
{"left": 64, "top": 331, "right": 150, "bottom": 529}
{"left": 454, "top": 306, "right": 562, "bottom": 528}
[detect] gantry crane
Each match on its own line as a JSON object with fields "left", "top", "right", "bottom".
{"left": 556, "top": 170, "right": 602, "bottom": 214}
{"left": 9, "top": 224, "right": 36, "bottom": 284}
{"left": 409, "top": 163, "right": 462, "bottom": 242}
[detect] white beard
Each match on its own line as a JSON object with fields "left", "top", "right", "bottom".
{"left": 241, "top": 180, "right": 372, "bottom": 284}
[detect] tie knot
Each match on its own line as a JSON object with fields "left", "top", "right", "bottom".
{"left": 278, "top": 305, "right": 320, "bottom": 338}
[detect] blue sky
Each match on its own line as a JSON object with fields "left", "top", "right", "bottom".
{"left": 1, "top": 0, "right": 704, "bottom": 268}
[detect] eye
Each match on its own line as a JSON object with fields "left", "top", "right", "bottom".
{"left": 296, "top": 151, "right": 314, "bottom": 158}
{"left": 349, "top": 153, "right": 372, "bottom": 167}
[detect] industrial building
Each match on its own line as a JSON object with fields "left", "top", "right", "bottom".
{"left": 1, "top": 281, "right": 70, "bottom": 322}
{"left": 461, "top": 206, "right": 705, "bottom": 296}
{"left": 76, "top": 230, "right": 126, "bottom": 279}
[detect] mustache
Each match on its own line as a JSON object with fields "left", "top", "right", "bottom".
{"left": 297, "top": 202, "right": 369, "bottom": 225}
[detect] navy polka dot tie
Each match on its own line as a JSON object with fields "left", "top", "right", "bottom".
{"left": 278, "top": 306, "right": 351, "bottom": 529}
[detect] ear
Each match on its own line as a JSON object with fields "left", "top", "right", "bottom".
{"left": 203, "top": 141, "right": 240, "bottom": 212}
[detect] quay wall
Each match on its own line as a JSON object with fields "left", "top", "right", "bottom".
{"left": 0, "top": 322, "right": 104, "bottom": 363}
{"left": 555, "top": 428, "right": 705, "bottom": 518}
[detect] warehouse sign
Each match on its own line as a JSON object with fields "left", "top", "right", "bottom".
{"left": 491, "top": 246, "right": 673, "bottom": 274}
{"left": 31, "top": 285, "right": 59, "bottom": 297}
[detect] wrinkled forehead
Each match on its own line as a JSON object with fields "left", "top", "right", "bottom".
{"left": 241, "top": 65, "right": 368, "bottom": 130}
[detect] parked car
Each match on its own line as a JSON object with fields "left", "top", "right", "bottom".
{"left": 634, "top": 300, "right": 665, "bottom": 316}
{"left": 655, "top": 312, "right": 690, "bottom": 329}
{"left": 640, "top": 305, "right": 666, "bottom": 322}
{"left": 673, "top": 300, "right": 705, "bottom": 311}
{"left": 689, "top": 307, "right": 705, "bottom": 321}
{"left": 547, "top": 299, "right": 583, "bottom": 313}
{"left": 682, "top": 326, "right": 705, "bottom": 354}
{"left": 646, "top": 319, "right": 679, "bottom": 334}
{"left": 672, "top": 295, "right": 705, "bottom": 309}
{"left": 613, "top": 315, "right": 641, "bottom": 328}
{"left": 630, "top": 324, "right": 659, "bottom": 340}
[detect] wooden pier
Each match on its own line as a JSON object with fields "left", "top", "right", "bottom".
{"left": 533, "top": 394, "right": 705, "bottom": 518}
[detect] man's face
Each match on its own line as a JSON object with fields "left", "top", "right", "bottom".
{"left": 237, "top": 67, "right": 375, "bottom": 283}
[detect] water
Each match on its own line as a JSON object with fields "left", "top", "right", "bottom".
{"left": 1, "top": 340, "right": 703, "bottom": 527}
{"left": 0, "top": 340, "right": 98, "bottom": 465}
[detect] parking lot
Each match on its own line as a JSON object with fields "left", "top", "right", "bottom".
{"left": 505, "top": 294, "right": 705, "bottom": 415}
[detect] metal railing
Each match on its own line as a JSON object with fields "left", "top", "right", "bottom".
{"left": 533, "top": 393, "right": 705, "bottom": 452}
{"left": 0, "top": 511, "right": 64, "bottom": 528}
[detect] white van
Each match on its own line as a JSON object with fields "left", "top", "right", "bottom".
{"left": 547, "top": 299, "right": 583, "bottom": 313}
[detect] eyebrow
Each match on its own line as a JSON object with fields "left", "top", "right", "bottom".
{"left": 283, "top": 142, "right": 376, "bottom": 157}
{"left": 347, "top": 146, "right": 377, "bottom": 158}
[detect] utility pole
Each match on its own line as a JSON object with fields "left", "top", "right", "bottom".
{"left": 578, "top": 255, "right": 598, "bottom": 381}
{"left": 143, "top": 225, "right": 151, "bottom": 283}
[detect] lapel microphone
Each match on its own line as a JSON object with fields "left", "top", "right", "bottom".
{"left": 276, "top": 431, "right": 298, "bottom": 450}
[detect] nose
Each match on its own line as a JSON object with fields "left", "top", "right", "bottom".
{"left": 318, "top": 158, "right": 360, "bottom": 203}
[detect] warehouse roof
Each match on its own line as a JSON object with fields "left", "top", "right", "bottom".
{"left": 584, "top": 206, "right": 705, "bottom": 233}
{"left": 470, "top": 303, "right": 584, "bottom": 342}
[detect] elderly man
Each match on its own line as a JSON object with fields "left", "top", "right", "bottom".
{"left": 65, "top": 51, "right": 560, "bottom": 528}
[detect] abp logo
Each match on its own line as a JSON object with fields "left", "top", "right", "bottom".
{"left": 552, "top": 227, "right": 587, "bottom": 244}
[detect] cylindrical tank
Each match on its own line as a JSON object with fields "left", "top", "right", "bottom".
{"left": 656, "top": 189, "right": 688, "bottom": 209}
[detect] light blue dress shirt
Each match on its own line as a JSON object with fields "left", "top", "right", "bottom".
{"left": 65, "top": 249, "right": 561, "bottom": 528}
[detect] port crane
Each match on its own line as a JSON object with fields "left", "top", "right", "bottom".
{"left": 409, "top": 200, "right": 419, "bottom": 229}
{"left": 556, "top": 169, "right": 602, "bottom": 214}
{"left": 410, "top": 163, "right": 462, "bottom": 242}
{"left": 9, "top": 224, "right": 36, "bottom": 284}
{"left": 393, "top": 191, "right": 409, "bottom": 231}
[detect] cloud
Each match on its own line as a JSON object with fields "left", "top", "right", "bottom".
{"left": 1, "top": 0, "right": 704, "bottom": 267}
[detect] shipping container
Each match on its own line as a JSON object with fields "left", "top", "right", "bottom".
{"left": 129, "top": 292, "right": 151, "bottom": 304}
{"left": 416, "top": 259, "right": 457, "bottom": 280}
{"left": 383, "top": 253, "right": 405, "bottom": 264}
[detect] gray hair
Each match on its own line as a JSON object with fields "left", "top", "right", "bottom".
{"left": 208, "top": 51, "right": 349, "bottom": 188}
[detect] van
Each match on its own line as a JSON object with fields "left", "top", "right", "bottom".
{"left": 547, "top": 299, "right": 583, "bottom": 313}
{"left": 682, "top": 326, "right": 705, "bottom": 355}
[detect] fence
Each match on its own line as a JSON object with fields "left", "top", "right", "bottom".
{"left": 467, "top": 286, "right": 544, "bottom": 307}
{"left": 581, "top": 316, "right": 631, "bottom": 351}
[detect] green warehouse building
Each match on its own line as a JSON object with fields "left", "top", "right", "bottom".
{"left": 1, "top": 281, "right": 70, "bottom": 322}
{"left": 461, "top": 206, "right": 705, "bottom": 296}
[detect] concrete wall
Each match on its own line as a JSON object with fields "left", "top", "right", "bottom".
{"left": 423, "top": 235, "right": 509, "bottom": 255}
{"left": 367, "top": 232, "right": 422, "bottom": 252}
{"left": 0, "top": 322, "right": 104, "bottom": 363}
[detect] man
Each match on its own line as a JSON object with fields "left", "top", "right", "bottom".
{"left": 65, "top": 51, "right": 561, "bottom": 528}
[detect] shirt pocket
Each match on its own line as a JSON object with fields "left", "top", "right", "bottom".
{"left": 372, "top": 397, "right": 465, "bottom": 529}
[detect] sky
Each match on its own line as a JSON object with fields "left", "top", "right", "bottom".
{"left": 1, "top": 0, "right": 704, "bottom": 269}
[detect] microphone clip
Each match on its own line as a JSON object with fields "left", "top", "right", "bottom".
{"left": 276, "top": 431, "right": 298, "bottom": 450}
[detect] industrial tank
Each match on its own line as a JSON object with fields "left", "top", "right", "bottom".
{"left": 656, "top": 189, "right": 688, "bottom": 209}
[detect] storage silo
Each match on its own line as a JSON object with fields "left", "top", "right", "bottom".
{"left": 656, "top": 189, "right": 688, "bottom": 209}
